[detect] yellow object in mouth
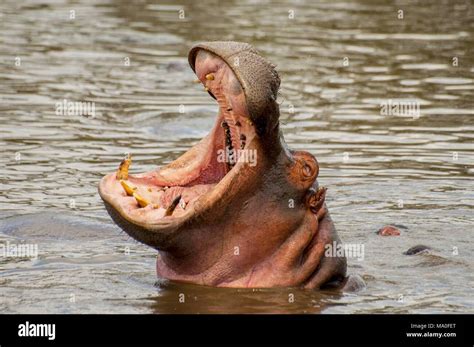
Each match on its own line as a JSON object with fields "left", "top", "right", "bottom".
{"left": 133, "top": 192, "right": 149, "bottom": 208}
{"left": 116, "top": 154, "right": 132, "bottom": 180}
{"left": 120, "top": 180, "right": 136, "bottom": 196}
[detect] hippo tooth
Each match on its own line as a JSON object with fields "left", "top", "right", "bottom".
{"left": 193, "top": 79, "right": 201, "bottom": 83}
{"left": 116, "top": 154, "right": 131, "bottom": 180}
{"left": 120, "top": 180, "right": 136, "bottom": 196}
{"left": 133, "top": 192, "right": 149, "bottom": 208}
{"left": 165, "top": 195, "right": 182, "bottom": 216}
{"left": 205, "top": 73, "right": 215, "bottom": 81}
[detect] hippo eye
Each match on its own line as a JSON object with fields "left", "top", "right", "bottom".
{"left": 303, "top": 163, "right": 312, "bottom": 177}
{"left": 295, "top": 155, "right": 318, "bottom": 181}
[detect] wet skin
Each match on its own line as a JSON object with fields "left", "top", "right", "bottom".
{"left": 98, "top": 42, "right": 347, "bottom": 289}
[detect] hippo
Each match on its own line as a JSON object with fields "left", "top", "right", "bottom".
{"left": 98, "top": 41, "right": 350, "bottom": 289}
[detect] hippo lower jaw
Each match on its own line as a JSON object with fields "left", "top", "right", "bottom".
{"left": 99, "top": 109, "right": 258, "bottom": 248}
{"left": 99, "top": 42, "right": 347, "bottom": 289}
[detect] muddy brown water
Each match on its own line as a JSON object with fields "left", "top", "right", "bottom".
{"left": 0, "top": 0, "right": 473, "bottom": 313}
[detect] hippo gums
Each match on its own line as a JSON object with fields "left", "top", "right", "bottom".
{"left": 98, "top": 41, "right": 348, "bottom": 289}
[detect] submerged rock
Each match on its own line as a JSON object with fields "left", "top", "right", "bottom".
{"left": 404, "top": 245, "right": 432, "bottom": 255}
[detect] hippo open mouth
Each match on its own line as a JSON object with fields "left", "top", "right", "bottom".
{"left": 99, "top": 45, "right": 262, "bottom": 240}
{"left": 99, "top": 42, "right": 347, "bottom": 289}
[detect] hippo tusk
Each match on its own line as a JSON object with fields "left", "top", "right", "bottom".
{"left": 165, "top": 195, "right": 182, "bottom": 216}
{"left": 116, "top": 154, "right": 131, "bottom": 180}
{"left": 120, "top": 180, "right": 136, "bottom": 196}
{"left": 133, "top": 192, "right": 149, "bottom": 208}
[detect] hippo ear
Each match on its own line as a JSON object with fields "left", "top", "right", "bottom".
{"left": 306, "top": 186, "right": 327, "bottom": 219}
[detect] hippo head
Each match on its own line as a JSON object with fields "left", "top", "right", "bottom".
{"left": 99, "top": 41, "right": 347, "bottom": 289}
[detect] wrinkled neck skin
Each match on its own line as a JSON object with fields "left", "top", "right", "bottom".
{"left": 156, "top": 115, "right": 344, "bottom": 289}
